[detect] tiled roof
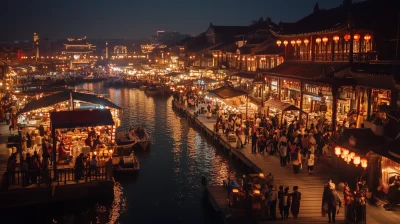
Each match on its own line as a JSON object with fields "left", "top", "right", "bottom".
{"left": 255, "top": 44, "right": 283, "bottom": 55}
{"left": 264, "top": 61, "right": 350, "bottom": 80}
{"left": 209, "top": 85, "right": 248, "bottom": 99}
{"left": 210, "top": 25, "right": 254, "bottom": 35}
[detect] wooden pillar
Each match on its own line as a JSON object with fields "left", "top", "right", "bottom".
{"left": 300, "top": 80, "right": 304, "bottom": 121}
{"left": 310, "top": 36, "right": 315, "bottom": 62}
{"left": 52, "top": 129, "right": 57, "bottom": 179}
{"left": 366, "top": 88, "right": 372, "bottom": 120}
{"left": 331, "top": 41, "right": 335, "bottom": 61}
{"left": 278, "top": 77, "right": 281, "bottom": 100}
{"left": 355, "top": 87, "right": 361, "bottom": 128}
{"left": 332, "top": 86, "right": 339, "bottom": 134}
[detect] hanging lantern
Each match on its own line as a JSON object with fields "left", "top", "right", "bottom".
{"left": 345, "top": 154, "right": 351, "bottom": 164}
{"left": 344, "top": 34, "right": 351, "bottom": 42}
{"left": 290, "top": 40, "right": 296, "bottom": 46}
{"left": 364, "top": 34, "right": 371, "bottom": 41}
{"left": 343, "top": 149, "right": 349, "bottom": 156}
{"left": 296, "top": 39, "right": 302, "bottom": 46}
{"left": 353, "top": 156, "right": 361, "bottom": 166}
{"left": 316, "top": 38, "right": 322, "bottom": 45}
{"left": 350, "top": 152, "right": 355, "bottom": 160}
{"left": 334, "top": 146, "right": 341, "bottom": 157}
{"left": 354, "top": 34, "right": 360, "bottom": 41}
{"left": 283, "top": 40, "right": 288, "bottom": 46}
{"left": 304, "top": 38, "right": 309, "bottom": 46}
{"left": 361, "top": 158, "right": 368, "bottom": 169}
{"left": 276, "top": 40, "right": 282, "bottom": 46}
{"left": 333, "top": 35, "right": 340, "bottom": 43}
{"left": 322, "top": 37, "right": 328, "bottom": 45}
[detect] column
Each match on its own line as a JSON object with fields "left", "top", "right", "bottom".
{"left": 311, "top": 36, "right": 315, "bottom": 62}
{"left": 300, "top": 80, "right": 304, "bottom": 122}
{"left": 278, "top": 77, "right": 281, "bottom": 100}
{"left": 331, "top": 41, "right": 335, "bottom": 61}
{"left": 332, "top": 86, "right": 339, "bottom": 135}
{"left": 366, "top": 88, "right": 372, "bottom": 120}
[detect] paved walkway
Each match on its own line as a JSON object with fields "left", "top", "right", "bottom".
{"left": 175, "top": 101, "right": 400, "bottom": 224}
{"left": 0, "top": 121, "right": 18, "bottom": 185}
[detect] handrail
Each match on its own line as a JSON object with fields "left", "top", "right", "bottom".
{"left": 1, "top": 165, "right": 110, "bottom": 190}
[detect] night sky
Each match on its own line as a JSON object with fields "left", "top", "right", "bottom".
{"left": 3, "top": 0, "right": 348, "bottom": 41}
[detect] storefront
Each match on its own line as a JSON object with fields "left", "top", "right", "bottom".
{"left": 264, "top": 99, "right": 307, "bottom": 126}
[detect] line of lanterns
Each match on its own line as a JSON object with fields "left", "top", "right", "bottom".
{"left": 276, "top": 34, "right": 371, "bottom": 47}
{"left": 334, "top": 146, "right": 367, "bottom": 169}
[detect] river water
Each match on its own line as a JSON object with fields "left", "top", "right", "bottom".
{"left": 4, "top": 82, "right": 243, "bottom": 224}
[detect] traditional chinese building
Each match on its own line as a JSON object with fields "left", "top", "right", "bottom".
{"left": 62, "top": 36, "right": 95, "bottom": 69}
{"left": 261, "top": 0, "right": 400, "bottom": 131}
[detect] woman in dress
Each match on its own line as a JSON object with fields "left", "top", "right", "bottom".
{"left": 290, "top": 186, "right": 301, "bottom": 219}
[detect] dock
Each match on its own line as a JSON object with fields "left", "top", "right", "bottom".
{"left": 173, "top": 99, "right": 400, "bottom": 224}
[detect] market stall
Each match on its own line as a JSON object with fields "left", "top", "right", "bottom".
{"left": 49, "top": 109, "right": 116, "bottom": 172}
{"left": 264, "top": 98, "right": 307, "bottom": 126}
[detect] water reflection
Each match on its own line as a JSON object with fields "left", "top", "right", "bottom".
{"left": 38, "top": 84, "right": 242, "bottom": 223}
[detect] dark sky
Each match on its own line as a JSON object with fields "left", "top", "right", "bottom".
{"left": 3, "top": 0, "right": 346, "bottom": 41}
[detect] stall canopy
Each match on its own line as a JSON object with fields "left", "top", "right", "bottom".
{"left": 50, "top": 109, "right": 114, "bottom": 129}
{"left": 209, "top": 86, "right": 248, "bottom": 99}
{"left": 336, "top": 128, "right": 385, "bottom": 156}
{"left": 18, "top": 90, "right": 121, "bottom": 114}
{"left": 164, "top": 72, "right": 184, "bottom": 77}
{"left": 264, "top": 99, "right": 304, "bottom": 112}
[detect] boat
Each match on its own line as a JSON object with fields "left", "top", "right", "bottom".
{"left": 113, "top": 147, "right": 140, "bottom": 173}
{"left": 134, "top": 129, "right": 151, "bottom": 150}
{"left": 116, "top": 132, "right": 137, "bottom": 149}
{"left": 144, "top": 86, "right": 161, "bottom": 96}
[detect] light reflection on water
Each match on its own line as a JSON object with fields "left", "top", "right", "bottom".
{"left": 6, "top": 83, "right": 241, "bottom": 224}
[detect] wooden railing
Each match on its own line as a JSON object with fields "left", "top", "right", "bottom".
{"left": 1, "top": 165, "right": 111, "bottom": 190}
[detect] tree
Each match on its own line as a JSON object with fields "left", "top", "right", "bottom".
{"left": 250, "top": 17, "right": 264, "bottom": 26}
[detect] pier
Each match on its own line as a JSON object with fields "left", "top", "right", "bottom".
{"left": 172, "top": 99, "right": 400, "bottom": 224}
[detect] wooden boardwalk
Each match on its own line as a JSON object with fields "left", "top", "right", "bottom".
{"left": 173, "top": 100, "right": 400, "bottom": 224}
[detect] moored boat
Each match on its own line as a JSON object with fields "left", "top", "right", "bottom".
{"left": 112, "top": 148, "right": 140, "bottom": 173}
{"left": 144, "top": 87, "right": 159, "bottom": 95}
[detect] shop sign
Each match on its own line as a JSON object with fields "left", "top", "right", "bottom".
{"left": 312, "top": 96, "right": 321, "bottom": 101}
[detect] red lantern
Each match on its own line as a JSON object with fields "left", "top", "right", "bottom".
{"left": 296, "top": 39, "right": 302, "bottom": 46}
{"left": 316, "top": 38, "right": 322, "bottom": 45}
{"left": 283, "top": 40, "right": 288, "bottom": 46}
{"left": 354, "top": 34, "right": 360, "bottom": 41}
{"left": 344, "top": 34, "right": 351, "bottom": 42}
{"left": 322, "top": 37, "right": 328, "bottom": 45}
{"left": 290, "top": 40, "right": 296, "bottom": 46}
{"left": 303, "top": 38, "right": 309, "bottom": 46}
{"left": 333, "top": 35, "right": 340, "bottom": 43}
{"left": 364, "top": 34, "right": 371, "bottom": 41}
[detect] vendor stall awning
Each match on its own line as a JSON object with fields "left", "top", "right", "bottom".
{"left": 336, "top": 128, "right": 385, "bottom": 156}
{"left": 262, "top": 61, "right": 350, "bottom": 80}
{"left": 209, "top": 86, "right": 248, "bottom": 99}
{"left": 50, "top": 109, "right": 114, "bottom": 129}
{"left": 264, "top": 99, "right": 304, "bottom": 112}
{"left": 229, "top": 71, "right": 258, "bottom": 79}
{"left": 19, "top": 91, "right": 121, "bottom": 114}
{"left": 164, "top": 72, "right": 184, "bottom": 77}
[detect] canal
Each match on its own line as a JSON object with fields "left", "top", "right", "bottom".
{"left": 4, "top": 82, "right": 243, "bottom": 224}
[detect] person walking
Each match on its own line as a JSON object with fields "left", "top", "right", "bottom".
{"left": 290, "top": 186, "right": 301, "bottom": 219}
{"left": 268, "top": 185, "right": 278, "bottom": 220}
{"left": 251, "top": 132, "right": 258, "bottom": 154}
{"left": 278, "top": 186, "right": 284, "bottom": 219}
{"left": 323, "top": 183, "right": 342, "bottom": 223}
{"left": 279, "top": 142, "right": 287, "bottom": 167}
{"left": 307, "top": 151, "right": 315, "bottom": 175}
{"left": 282, "top": 187, "right": 291, "bottom": 219}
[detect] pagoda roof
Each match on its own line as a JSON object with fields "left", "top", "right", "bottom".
{"left": 65, "top": 37, "right": 90, "bottom": 45}
{"left": 209, "top": 24, "right": 253, "bottom": 35}
{"left": 263, "top": 61, "right": 350, "bottom": 80}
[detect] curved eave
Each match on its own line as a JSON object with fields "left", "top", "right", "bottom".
{"left": 271, "top": 25, "right": 348, "bottom": 38}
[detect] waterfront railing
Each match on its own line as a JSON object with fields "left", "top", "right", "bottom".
{"left": 1, "top": 165, "right": 111, "bottom": 190}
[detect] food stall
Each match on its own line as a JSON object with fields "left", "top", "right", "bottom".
{"left": 264, "top": 98, "right": 307, "bottom": 126}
